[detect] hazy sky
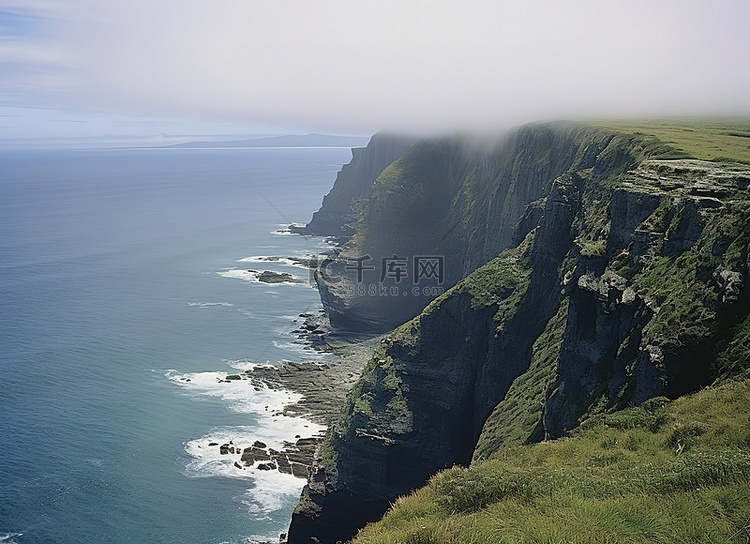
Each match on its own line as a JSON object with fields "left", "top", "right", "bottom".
{"left": 2, "top": 0, "right": 749, "bottom": 141}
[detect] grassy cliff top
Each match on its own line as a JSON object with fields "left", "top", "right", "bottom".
{"left": 590, "top": 119, "right": 750, "bottom": 164}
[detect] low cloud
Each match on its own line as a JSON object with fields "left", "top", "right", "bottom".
{"left": 9, "top": 0, "right": 750, "bottom": 134}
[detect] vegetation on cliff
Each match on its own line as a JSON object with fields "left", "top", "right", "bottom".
{"left": 299, "top": 133, "right": 415, "bottom": 237}
{"left": 316, "top": 122, "right": 670, "bottom": 333}
{"left": 352, "top": 377, "right": 750, "bottom": 544}
{"left": 592, "top": 119, "right": 750, "bottom": 164}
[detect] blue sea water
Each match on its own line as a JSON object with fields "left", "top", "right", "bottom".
{"left": 0, "top": 146, "right": 352, "bottom": 544}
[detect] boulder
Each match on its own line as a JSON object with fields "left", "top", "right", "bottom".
{"left": 296, "top": 438, "right": 318, "bottom": 449}
{"left": 715, "top": 269, "right": 744, "bottom": 304}
{"left": 577, "top": 271, "right": 637, "bottom": 313}
{"left": 252, "top": 447, "right": 270, "bottom": 461}
{"left": 241, "top": 447, "right": 270, "bottom": 465}
{"left": 276, "top": 456, "right": 292, "bottom": 474}
{"left": 257, "top": 271, "right": 303, "bottom": 284}
{"left": 290, "top": 462, "right": 309, "bottom": 479}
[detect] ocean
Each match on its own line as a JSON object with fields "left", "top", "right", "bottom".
{"left": 0, "top": 146, "right": 352, "bottom": 544}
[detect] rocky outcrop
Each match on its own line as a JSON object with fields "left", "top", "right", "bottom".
{"left": 544, "top": 159, "right": 750, "bottom": 437}
{"left": 212, "top": 437, "right": 318, "bottom": 479}
{"left": 288, "top": 128, "right": 750, "bottom": 543}
{"left": 542, "top": 268, "right": 656, "bottom": 436}
{"left": 716, "top": 269, "right": 744, "bottom": 304}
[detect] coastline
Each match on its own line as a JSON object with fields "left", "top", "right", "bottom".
{"left": 249, "top": 235, "right": 377, "bottom": 427}
{"left": 202, "top": 278, "right": 378, "bottom": 484}
{"left": 228, "top": 234, "right": 379, "bottom": 543}
{"left": 173, "top": 250, "right": 377, "bottom": 544}
{"left": 247, "top": 333, "right": 379, "bottom": 427}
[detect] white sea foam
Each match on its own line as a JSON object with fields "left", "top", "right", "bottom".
{"left": 237, "top": 309, "right": 257, "bottom": 319}
{"left": 167, "top": 363, "right": 325, "bottom": 447}
{"left": 187, "top": 302, "right": 234, "bottom": 308}
{"left": 181, "top": 419, "right": 324, "bottom": 521}
{"left": 272, "top": 339, "right": 326, "bottom": 359}
{"left": 242, "top": 536, "right": 283, "bottom": 544}
{"left": 167, "top": 352, "right": 326, "bottom": 523}
{"left": 227, "top": 359, "right": 277, "bottom": 373}
{"left": 166, "top": 369, "right": 302, "bottom": 415}
{"left": 0, "top": 534, "right": 23, "bottom": 544}
{"left": 183, "top": 419, "right": 323, "bottom": 480}
{"left": 272, "top": 223, "right": 304, "bottom": 235}
{"left": 172, "top": 362, "right": 325, "bottom": 523}
{"left": 241, "top": 470, "right": 305, "bottom": 519}
{"left": 237, "top": 255, "right": 277, "bottom": 263}
{"left": 183, "top": 427, "right": 260, "bottom": 481}
{"left": 316, "top": 237, "right": 338, "bottom": 250}
{"left": 237, "top": 256, "right": 311, "bottom": 269}
{"left": 269, "top": 317, "right": 329, "bottom": 359}
{"left": 217, "top": 268, "right": 261, "bottom": 283}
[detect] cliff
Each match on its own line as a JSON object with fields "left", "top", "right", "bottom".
{"left": 314, "top": 122, "right": 688, "bottom": 332}
{"left": 287, "top": 122, "right": 750, "bottom": 544}
{"left": 294, "top": 133, "right": 415, "bottom": 238}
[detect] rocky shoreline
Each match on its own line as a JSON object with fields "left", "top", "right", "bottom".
{"left": 210, "top": 436, "right": 318, "bottom": 479}
{"left": 229, "top": 252, "right": 379, "bottom": 544}
{"left": 208, "top": 310, "right": 378, "bottom": 483}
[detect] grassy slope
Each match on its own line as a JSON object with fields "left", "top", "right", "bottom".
{"left": 353, "top": 378, "right": 750, "bottom": 544}
{"left": 591, "top": 119, "right": 750, "bottom": 164}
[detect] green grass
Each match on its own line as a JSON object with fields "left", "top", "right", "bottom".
{"left": 330, "top": 119, "right": 750, "bottom": 541}
{"left": 573, "top": 189, "right": 613, "bottom": 258}
{"left": 322, "top": 340, "right": 414, "bottom": 464}
{"left": 591, "top": 119, "right": 750, "bottom": 164}
{"left": 349, "top": 139, "right": 453, "bottom": 251}
{"left": 716, "top": 313, "right": 750, "bottom": 378}
{"left": 351, "top": 378, "right": 750, "bottom": 544}
{"left": 443, "top": 232, "right": 535, "bottom": 329}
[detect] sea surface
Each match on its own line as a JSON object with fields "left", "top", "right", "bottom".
{"left": 0, "top": 146, "right": 352, "bottom": 544}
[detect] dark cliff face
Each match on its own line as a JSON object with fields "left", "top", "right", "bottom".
{"left": 297, "top": 133, "right": 415, "bottom": 238}
{"left": 316, "top": 123, "right": 651, "bottom": 333}
{"left": 287, "top": 124, "right": 750, "bottom": 544}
